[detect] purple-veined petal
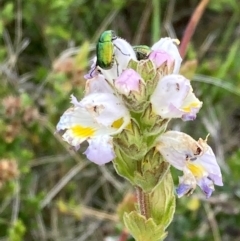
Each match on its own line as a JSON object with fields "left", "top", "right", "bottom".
{"left": 114, "top": 69, "right": 141, "bottom": 95}
{"left": 84, "top": 136, "right": 115, "bottom": 165}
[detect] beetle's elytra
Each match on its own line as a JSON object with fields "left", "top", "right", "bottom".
{"left": 96, "top": 30, "right": 117, "bottom": 69}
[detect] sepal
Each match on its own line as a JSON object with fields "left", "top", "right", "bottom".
{"left": 150, "top": 170, "right": 176, "bottom": 228}
{"left": 113, "top": 145, "right": 137, "bottom": 184}
{"left": 113, "top": 119, "right": 148, "bottom": 160}
{"left": 133, "top": 149, "right": 170, "bottom": 192}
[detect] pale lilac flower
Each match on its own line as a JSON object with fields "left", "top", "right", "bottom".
{"left": 114, "top": 69, "right": 141, "bottom": 95}
{"left": 57, "top": 94, "right": 130, "bottom": 165}
{"left": 156, "top": 131, "right": 223, "bottom": 198}
{"left": 84, "top": 136, "right": 115, "bottom": 165}
{"left": 150, "top": 74, "right": 202, "bottom": 120}
{"left": 151, "top": 37, "right": 182, "bottom": 73}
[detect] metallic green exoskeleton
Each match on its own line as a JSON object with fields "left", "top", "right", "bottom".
{"left": 133, "top": 45, "right": 151, "bottom": 60}
{"left": 96, "top": 30, "right": 117, "bottom": 69}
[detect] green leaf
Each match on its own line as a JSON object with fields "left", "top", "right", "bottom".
{"left": 150, "top": 170, "right": 176, "bottom": 228}
{"left": 123, "top": 211, "right": 167, "bottom": 241}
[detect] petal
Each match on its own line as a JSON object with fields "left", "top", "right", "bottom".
{"left": 197, "top": 177, "right": 214, "bottom": 198}
{"left": 84, "top": 57, "right": 98, "bottom": 80}
{"left": 148, "top": 50, "right": 174, "bottom": 71}
{"left": 151, "top": 37, "right": 182, "bottom": 74}
{"left": 113, "top": 37, "right": 137, "bottom": 65}
{"left": 156, "top": 131, "right": 202, "bottom": 170}
{"left": 56, "top": 106, "right": 112, "bottom": 147}
{"left": 70, "top": 94, "right": 81, "bottom": 107}
{"left": 57, "top": 106, "right": 97, "bottom": 132}
{"left": 150, "top": 74, "right": 202, "bottom": 119}
{"left": 176, "top": 168, "right": 196, "bottom": 198}
{"left": 85, "top": 75, "right": 114, "bottom": 95}
{"left": 176, "top": 183, "right": 193, "bottom": 198}
{"left": 79, "top": 92, "right": 130, "bottom": 128}
{"left": 84, "top": 136, "right": 115, "bottom": 165}
{"left": 180, "top": 91, "right": 203, "bottom": 121}
{"left": 114, "top": 69, "right": 141, "bottom": 95}
{"left": 196, "top": 138, "right": 223, "bottom": 186}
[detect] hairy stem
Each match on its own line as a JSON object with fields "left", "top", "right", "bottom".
{"left": 136, "top": 186, "right": 150, "bottom": 219}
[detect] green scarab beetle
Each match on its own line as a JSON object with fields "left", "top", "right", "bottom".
{"left": 96, "top": 30, "right": 118, "bottom": 69}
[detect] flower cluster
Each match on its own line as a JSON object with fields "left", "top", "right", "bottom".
{"left": 56, "top": 33, "right": 223, "bottom": 198}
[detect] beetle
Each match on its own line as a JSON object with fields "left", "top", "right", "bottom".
{"left": 94, "top": 30, "right": 131, "bottom": 77}
{"left": 96, "top": 30, "right": 117, "bottom": 69}
{"left": 133, "top": 45, "right": 151, "bottom": 60}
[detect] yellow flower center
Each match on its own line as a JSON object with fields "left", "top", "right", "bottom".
{"left": 71, "top": 125, "right": 95, "bottom": 138}
{"left": 111, "top": 118, "right": 124, "bottom": 129}
{"left": 111, "top": 117, "right": 131, "bottom": 130}
{"left": 186, "top": 162, "right": 206, "bottom": 179}
{"left": 182, "top": 102, "right": 201, "bottom": 112}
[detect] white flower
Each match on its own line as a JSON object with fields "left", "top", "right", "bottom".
{"left": 57, "top": 94, "right": 130, "bottom": 165}
{"left": 150, "top": 74, "right": 202, "bottom": 120}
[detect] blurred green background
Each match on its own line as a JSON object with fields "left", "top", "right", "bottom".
{"left": 0, "top": 0, "right": 240, "bottom": 240}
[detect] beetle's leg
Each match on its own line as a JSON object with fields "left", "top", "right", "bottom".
{"left": 89, "top": 65, "right": 97, "bottom": 77}
{"left": 114, "top": 57, "right": 119, "bottom": 76}
{"left": 114, "top": 44, "right": 130, "bottom": 56}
